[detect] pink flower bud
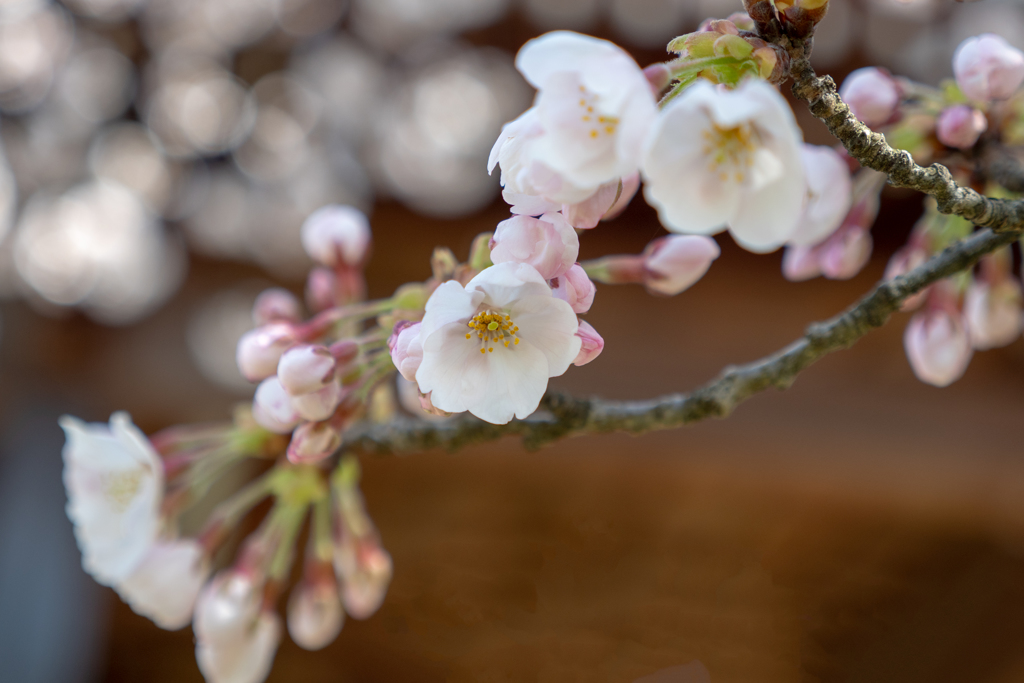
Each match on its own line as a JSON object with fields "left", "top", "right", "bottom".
{"left": 287, "top": 420, "right": 342, "bottom": 465}
{"left": 885, "top": 244, "right": 929, "bottom": 311}
{"left": 936, "top": 105, "right": 987, "bottom": 150}
{"left": 839, "top": 67, "right": 900, "bottom": 127}
{"left": 573, "top": 321, "right": 604, "bottom": 366}
{"left": 490, "top": 212, "right": 579, "bottom": 280}
{"left": 953, "top": 33, "right": 1024, "bottom": 102}
{"left": 782, "top": 244, "right": 823, "bottom": 282}
{"left": 388, "top": 321, "right": 423, "bottom": 382}
{"left": 277, "top": 344, "right": 337, "bottom": 396}
{"left": 642, "top": 235, "right": 720, "bottom": 296}
{"left": 819, "top": 226, "right": 872, "bottom": 280}
{"left": 300, "top": 205, "right": 371, "bottom": 267}
{"left": 193, "top": 570, "right": 263, "bottom": 642}
{"left": 964, "top": 279, "right": 1023, "bottom": 350}
{"left": 287, "top": 581, "right": 344, "bottom": 651}
{"left": 290, "top": 381, "right": 342, "bottom": 422}
{"left": 252, "top": 288, "right": 301, "bottom": 326}
{"left": 643, "top": 63, "right": 672, "bottom": 96}
{"left": 252, "top": 377, "right": 301, "bottom": 434}
{"left": 306, "top": 267, "right": 337, "bottom": 314}
{"left": 196, "top": 611, "right": 280, "bottom": 683}
{"left": 334, "top": 537, "right": 392, "bottom": 620}
{"left": 236, "top": 323, "right": 296, "bottom": 382}
{"left": 550, "top": 264, "right": 596, "bottom": 314}
{"left": 904, "top": 308, "right": 973, "bottom": 387}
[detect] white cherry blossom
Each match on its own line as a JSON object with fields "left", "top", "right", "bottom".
{"left": 117, "top": 539, "right": 210, "bottom": 630}
{"left": 60, "top": 412, "right": 163, "bottom": 587}
{"left": 415, "top": 262, "right": 581, "bottom": 424}
{"left": 489, "top": 31, "right": 658, "bottom": 206}
{"left": 641, "top": 79, "right": 806, "bottom": 253}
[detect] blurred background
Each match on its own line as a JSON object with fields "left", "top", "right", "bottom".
{"left": 3, "top": 0, "right": 1024, "bottom": 681}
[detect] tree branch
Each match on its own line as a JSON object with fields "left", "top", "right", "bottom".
{"left": 339, "top": 16, "right": 1024, "bottom": 458}
{"left": 345, "top": 227, "right": 1019, "bottom": 456}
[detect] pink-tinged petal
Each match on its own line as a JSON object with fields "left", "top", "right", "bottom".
{"left": 954, "top": 33, "right": 1024, "bottom": 102}
{"left": 490, "top": 213, "right": 579, "bottom": 279}
{"left": 563, "top": 180, "right": 620, "bottom": 229}
{"left": 781, "top": 244, "right": 823, "bottom": 281}
{"left": 602, "top": 172, "right": 640, "bottom": 221}
{"left": 789, "top": 144, "right": 853, "bottom": 247}
{"left": 503, "top": 189, "right": 560, "bottom": 216}
{"left": 300, "top": 205, "right": 371, "bottom": 267}
{"left": 550, "top": 264, "right": 596, "bottom": 313}
{"left": 964, "top": 279, "right": 1023, "bottom": 350}
{"left": 643, "top": 235, "right": 720, "bottom": 295}
{"left": 573, "top": 321, "right": 604, "bottom": 366}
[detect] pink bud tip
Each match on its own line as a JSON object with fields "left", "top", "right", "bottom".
{"left": 252, "top": 288, "right": 301, "bottom": 326}
{"left": 388, "top": 322, "right": 423, "bottom": 383}
{"left": 287, "top": 421, "right": 342, "bottom": 465}
{"left": 643, "top": 235, "right": 720, "bottom": 296}
{"left": 550, "top": 264, "right": 596, "bottom": 314}
{"left": 301, "top": 205, "right": 371, "bottom": 268}
{"left": 287, "top": 581, "right": 344, "bottom": 651}
{"left": 904, "top": 308, "right": 973, "bottom": 387}
{"left": 643, "top": 63, "right": 672, "bottom": 96}
{"left": 236, "top": 323, "right": 296, "bottom": 382}
{"left": 573, "top": 321, "right": 604, "bottom": 366}
{"left": 839, "top": 67, "right": 900, "bottom": 127}
{"left": 277, "top": 344, "right": 337, "bottom": 396}
{"left": 490, "top": 213, "right": 579, "bottom": 280}
{"left": 252, "top": 377, "right": 301, "bottom": 434}
{"left": 936, "top": 105, "right": 988, "bottom": 150}
{"left": 953, "top": 33, "right": 1024, "bottom": 102}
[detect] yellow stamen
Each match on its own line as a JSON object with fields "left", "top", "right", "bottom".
{"left": 465, "top": 309, "right": 522, "bottom": 355}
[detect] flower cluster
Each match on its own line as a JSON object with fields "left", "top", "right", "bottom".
{"left": 61, "top": 411, "right": 391, "bottom": 683}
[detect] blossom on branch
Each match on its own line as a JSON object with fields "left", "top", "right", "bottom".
{"left": 415, "top": 263, "right": 581, "bottom": 424}
{"left": 641, "top": 79, "right": 806, "bottom": 253}
{"left": 489, "top": 212, "right": 578, "bottom": 280}
{"left": 489, "top": 31, "right": 657, "bottom": 206}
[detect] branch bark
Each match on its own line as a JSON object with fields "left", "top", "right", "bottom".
{"left": 340, "top": 14, "right": 1024, "bottom": 458}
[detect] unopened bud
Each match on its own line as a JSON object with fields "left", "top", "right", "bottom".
{"left": 196, "top": 611, "right": 280, "bottom": 683}
{"left": 290, "top": 381, "right": 342, "bottom": 422}
{"left": 550, "top": 264, "right": 596, "bottom": 314}
{"left": 335, "top": 538, "right": 392, "bottom": 620}
{"left": 301, "top": 205, "right": 371, "bottom": 267}
{"left": 904, "top": 305, "right": 973, "bottom": 387}
{"left": 287, "top": 421, "right": 342, "bottom": 465}
{"left": 726, "top": 12, "right": 755, "bottom": 31}
{"left": 391, "top": 282, "right": 429, "bottom": 312}
{"left": 490, "top": 213, "right": 578, "bottom": 280}
{"left": 252, "top": 288, "right": 301, "bottom": 326}
{"left": 780, "top": 0, "right": 829, "bottom": 39}
{"left": 886, "top": 244, "right": 930, "bottom": 311}
{"left": 253, "top": 377, "right": 301, "bottom": 434}
{"left": 642, "top": 236, "right": 721, "bottom": 296}
{"left": 818, "top": 225, "right": 872, "bottom": 280}
{"left": 839, "top": 67, "right": 900, "bottom": 127}
{"left": 278, "top": 345, "right": 337, "bottom": 396}
{"left": 573, "top": 321, "right": 604, "bottom": 367}
{"left": 964, "top": 278, "right": 1023, "bottom": 350}
{"left": 236, "top": 323, "right": 296, "bottom": 382}
{"left": 194, "top": 570, "right": 262, "bottom": 642}
{"left": 936, "top": 105, "right": 987, "bottom": 150}
{"left": 329, "top": 340, "right": 360, "bottom": 366}
{"left": 953, "top": 33, "right": 1024, "bottom": 103}
{"left": 388, "top": 321, "right": 423, "bottom": 382}
{"left": 643, "top": 63, "right": 672, "bottom": 96}
{"left": 468, "top": 232, "right": 494, "bottom": 272}
{"left": 287, "top": 581, "right": 344, "bottom": 651}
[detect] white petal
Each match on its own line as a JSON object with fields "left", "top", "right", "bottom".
{"left": 467, "top": 262, "right": 550, "bottom": 309}
{"left": 510, "top": 295, "right": 581, "bottom": 377}
{"left": 419, "top": 280, "right": 481, "bottom": 341}
{"left": 468, "top": 338, "right": 550, "bottom": 424}
{"left": 417, "top": 322, "right": 492, "bottom": 416}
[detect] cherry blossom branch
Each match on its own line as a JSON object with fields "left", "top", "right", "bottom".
{"left": 343, "top": 225, "right": 1018, "bottom": 456}
{"left": 777, "top": 30, "right": 1024, "bottom": 233}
